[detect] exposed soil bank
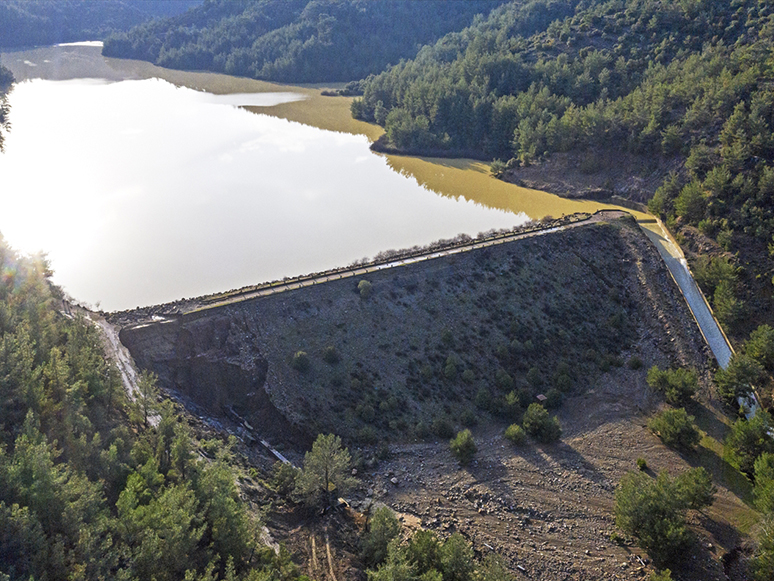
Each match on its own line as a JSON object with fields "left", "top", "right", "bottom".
{"left": 501, "top": 149, "right": 683, "bottom": 204}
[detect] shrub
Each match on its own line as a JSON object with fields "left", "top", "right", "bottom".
{"left": 647, "top": 408, "right": 701, "bottom": 451}
{"left": 358, "top": 279, "right": 373, "bottom": 298}
{"left": 322, "top": 345, "right": 340, "bottom": 365}
{"left": 460, "top": 409, "right": 478, "bottom": 427}
{"left": 461, "top": 369, "right": 475, "bottom": 384}
{"left": 504, "top": 424, "right": 526, "bottom": 445}
{"left": 675, "top": 467, "right": 717, "bottom": 510}
{"left": 522, "top": 403, "right": 561, "bottom": 443}
{"left": 545, "top": 388, "right": 563, "bottom": 409}
{"left": 754, "top": 452, "right": 774, "bottom": 514}
{"left": 526, "top": 366, "right": 542, "bottom": 387}
{"left": 499, "top": 390, "right": 521, "bottom": 420}
{"left": 752, "top": 514, "right": 774, "bottom": 581}
{"left": 490, "top": 159, "right": 506, "bottom": 178}
{"left": 444, "top": 355, "right": 458, "bottom": 380}
{"left": 290, "top": 350, "right": 310, "bottom": 372}
{"left": 646, "top": 366, "right": 698, "bottom": 406}
{"left": 745, "top": 325, "right": 774, "bottom": 373}
{"left": 716, "top": 354, "right": 765, "bottom": 404}
{"left": 474, "top": 388, "right": 492, "bottom": 411}
{"left": 439, "top": 533, "right": 475, "bottom": 581}
{"left": 405, "top": 530, "right": 441, "bottom": 574}
{"left": 495, "top": 369, "right": 514, "bottom": 390}
{"left": 725, "top": 410, "right": 774, "bottom": 477}
{"left": 359, "top": 426, "right": 378, "bottom": 444}
{"left": 615, "top": 470, "right": 710, "bottom": 566}
{"left": 636, "top": 457, "right": 648, "bottom": 471}
{"left": 362, "top": 506, "right": 401, "bottom": 567}
{"left": 271, "top": 461, "right": 300, "bottom": 498}
{"left": 432, "top": 417, "right": 455, "bottom": 439}
{"left": 450, "top": 429, "right": 477, "bottom": 465}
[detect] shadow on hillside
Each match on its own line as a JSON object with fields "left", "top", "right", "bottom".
{"left": 541, "top": 441, "right": 611, "bottom": 487}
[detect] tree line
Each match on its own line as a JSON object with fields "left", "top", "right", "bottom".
{"left": 102, "top": 0, "right": 508, "bottom": 83}
{"left": 0, "top": 233, "right": 304, "bottom": 581}
{"left": 0, "top": 1, "right": 200, "bottom": 49}
{"left": 348, "top": 0, "right": 774, "bottom": 339}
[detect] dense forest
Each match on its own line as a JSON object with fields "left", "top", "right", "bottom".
{"left": 101, "top": 0, "right": 509, "bottom": 83}
{"left": 0, "top": 0, "right": 201, "bottom": 48}
{"left": 0, "top": 236, "right": 307, "bottom": 579}
{"left": 351, "top": 0, "right": 774, "bottom": 343}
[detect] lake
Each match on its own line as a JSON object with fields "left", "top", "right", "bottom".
{"left": 0, "top": 44, "right": 622, "bottom": 311}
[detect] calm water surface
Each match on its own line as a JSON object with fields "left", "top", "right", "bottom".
{"left": 0, "top": 45, "right": 621, "bottom": 310}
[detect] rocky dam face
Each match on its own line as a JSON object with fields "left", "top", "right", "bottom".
{"left": 116, "top": 216, "right": 709, "bottom": 450}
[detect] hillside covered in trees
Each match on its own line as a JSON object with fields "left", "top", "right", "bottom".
{"left": 349, "top": 0, "right": 774, "bottom": 342}
{"left": 101, "top": 0, "right": 509, "bottom": 82}
{"left": 0, "top": 0, "right": 201, "bottom": 49}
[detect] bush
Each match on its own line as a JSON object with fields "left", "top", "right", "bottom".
{"left": 627, "top": 355, "right": 644, "bottom": 370}
{"left": 362, "top": 506, "right": 401, "bottom": 567}
{"left": 646, "top": 366, "right": 698, "bottom": 406}
{"left": 474, "top": 388, "right": 492, "bottom": 411}
{"left": 725, "top": 410, "right": 774, "bottom": 477}
{"left": 752, "top": 514, "right": 774, "bottom": 581}
{"left": 716, "top": 354, "right": 765, "bottom": 404}
{"left": 432, "top": 417, "right": 455, "bottom": 439}
{"left": 615, "top": 470, "right": 712, "bottom": 566}
{"left": 405, "top": 530, "right": 441, "bottom": 574}
{"left": 322, "top": 345, "right": 340, "bottom": 365}
{"left": 439, "top": 533, "right": 475, "bottom": 581}
{"left": 544, "top": 388, "right": 563, "bottom": 409}
{"left": 745, "top": 325, "right": 774, "bottom": 373}
{"left": 647, "top": 408, "right": 701, "bottom": 451}
{"left": 504, "top": 424, "right": 526, "bottom": 445}
{"left": 495, "top": 369, "right": 514, "bottom": 390}
{"left": 358, "top": 279, "right": 373, "bottom": 298}
{"left": 290, "top": 350, "right": 310, "bottom": 372}
{"left": 271, "top": 461, "right": 300, "bottom": 498}
{"left": 636, "top": 457, "right": 648, "bottom": 471}
{"left": 450, "top": 429, "right": 477, "bottom": 465}
{"left": 500, "top": 390, "right": 521, "bottom": 420}
{"left": 676, "top": 467, "right": 717, "bottom": 510}
{"left": 522, "top": 403, "right": 561, "bottom": 443}
{"left": 443, "top": 355, "right": 458, "bottom": 380}
{"left": 754, "top": 452, "right": 774, "bottom": 514}
{"left": 460, "top": 409, "right": 478, "bottom": 427}
{"left": 461, "top": 369, "right": 475, "bottom": 383}
{"left": 490, "top": 159, "right": 506, "bottom": 178}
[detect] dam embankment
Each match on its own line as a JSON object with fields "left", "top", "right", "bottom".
{"left": 115, "top": 214, "right": 711, "bottom": 447}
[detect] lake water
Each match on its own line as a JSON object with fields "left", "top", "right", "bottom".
{"left": 0, "top": 44, "right": 622, "bottom": 311}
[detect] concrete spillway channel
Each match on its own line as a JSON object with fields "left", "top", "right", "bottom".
{"left": 637, "top": 217, "right": 760, "bottom": 418}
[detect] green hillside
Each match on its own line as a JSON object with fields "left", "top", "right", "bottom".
{"left": 101, "top": 0, "right": 508, "bottom": 82}
{"left": 0, "top": 0, "right": 201, "bottom": 48}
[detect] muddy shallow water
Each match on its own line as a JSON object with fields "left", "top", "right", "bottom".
{"left": 1, "top": 44, "right": 625, "bottom": 310}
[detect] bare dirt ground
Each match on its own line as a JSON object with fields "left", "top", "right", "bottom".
{"left": 502, "top": 150, "right": 683, "bottom": 204}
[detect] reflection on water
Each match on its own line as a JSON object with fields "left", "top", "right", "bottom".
{"left": 0, "top": 47, "right": 524, "bottom": 310}
{"left": 0, "top": 45, "right": 638, "bottom": 311}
